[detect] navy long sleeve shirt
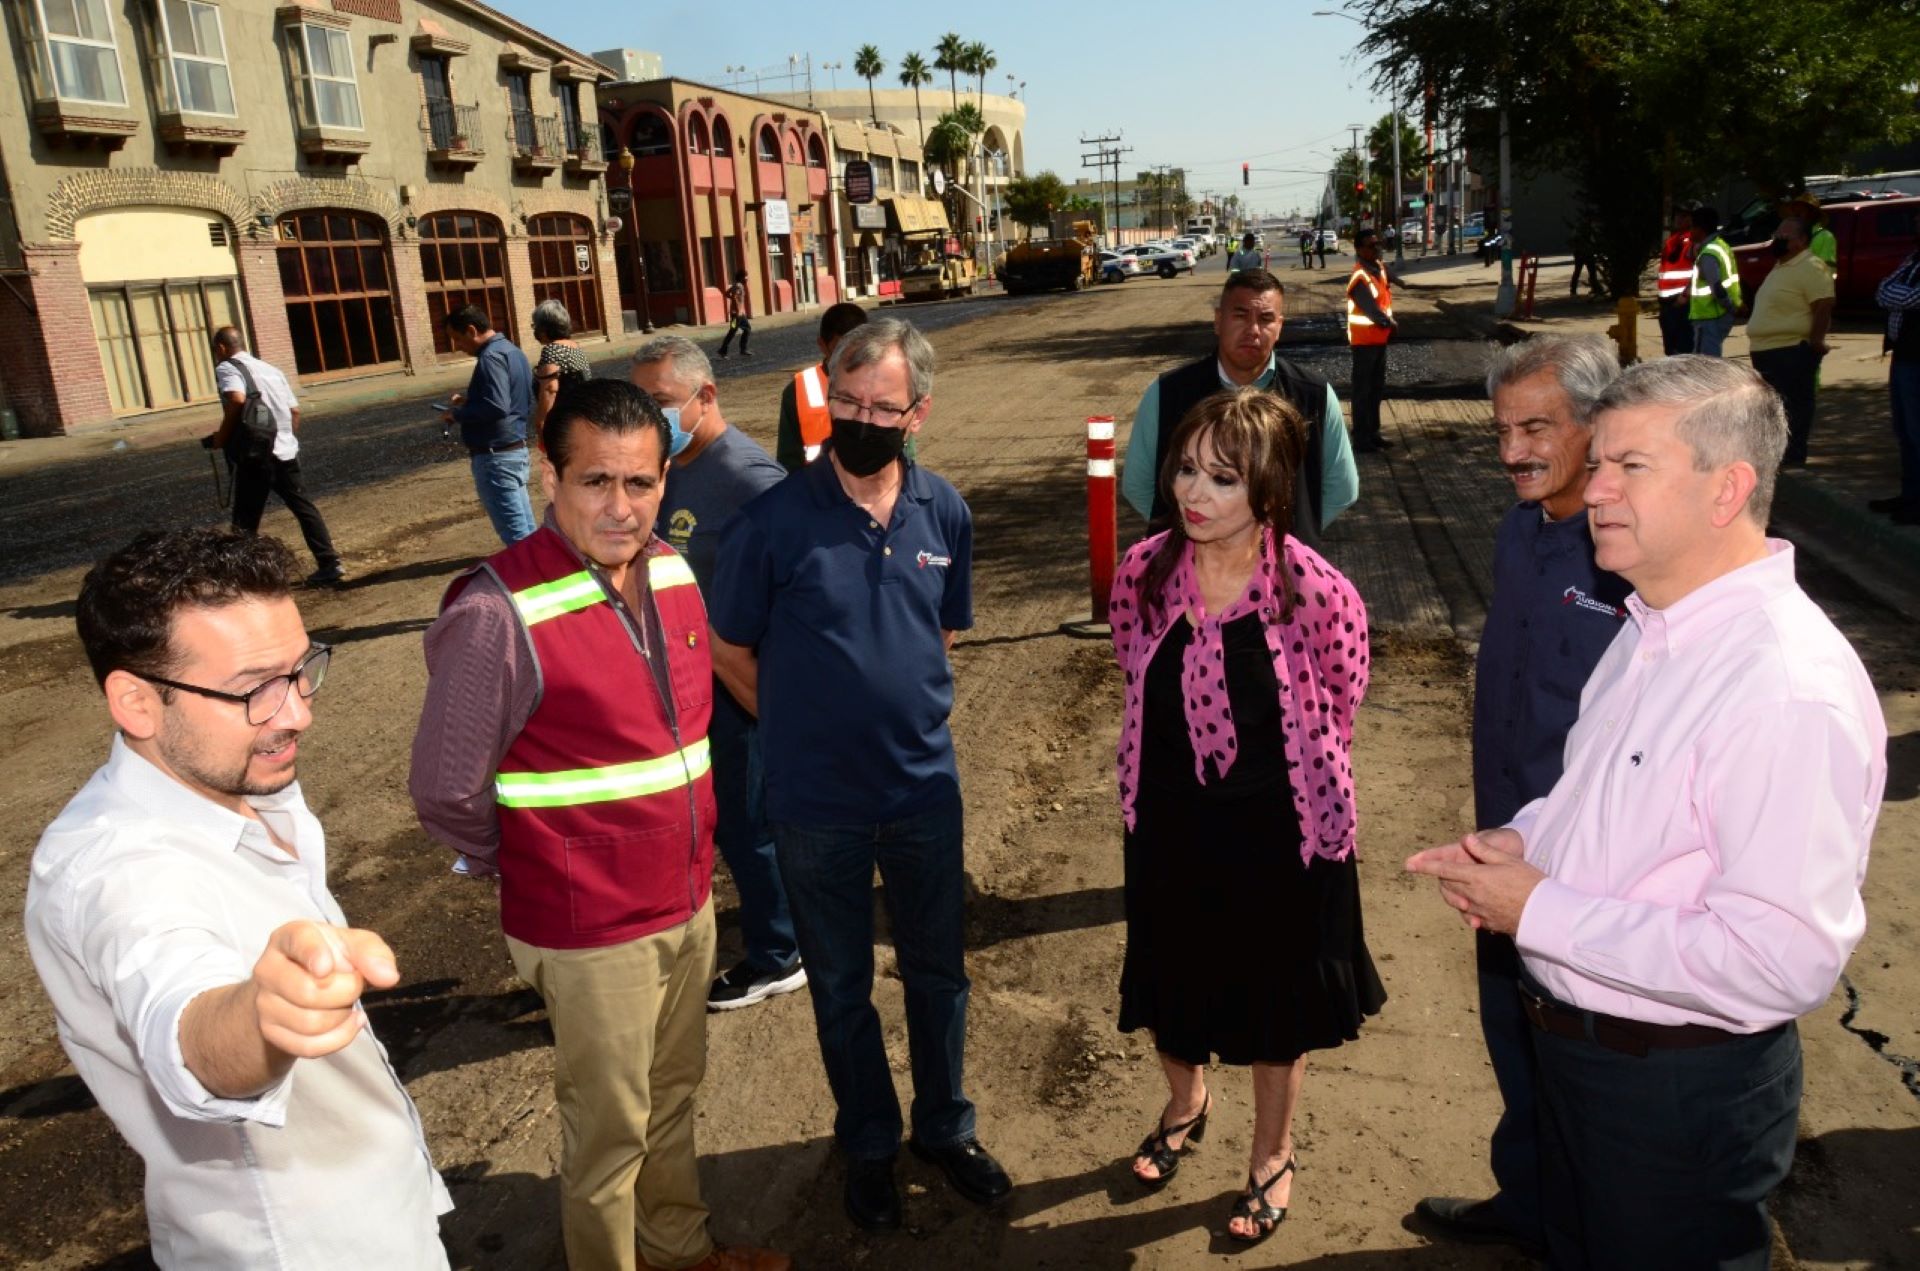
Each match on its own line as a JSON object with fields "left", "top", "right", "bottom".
{"left": 1471, "top": 503, "right": 1631, "bottom": 827}
{"left": 451, "top": 334, "right": 532, "bottom": 449}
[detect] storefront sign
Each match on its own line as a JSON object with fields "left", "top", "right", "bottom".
{"left": 763, "top": 198, "right": 791, "bottom": 234}
{"left": 574, "top": 244, "right": 591, "bottom": 274}
{"left": 845, "top": 160, "right": 874, "bottom": 204}
{"left": 853, "top": 203, "right": 887, "bottom": 229}
{"left": 930, "top": 168, "right": 947, "bottom": 196}
{"left": 606, "top": 185, "right": 631, "bottom": 212}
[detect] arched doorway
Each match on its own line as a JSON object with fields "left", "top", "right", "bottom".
{"left": 416, "top": 211, "right": 513, "bottom": 356}
{"left": 276, "top": 210, "right": 402, "bottom": 376}
{"left": 528, "top": 212, "right": 604, "bottom": 337}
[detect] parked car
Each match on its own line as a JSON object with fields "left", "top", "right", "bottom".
{"left": 1399, "top": 219, "right": 1426, "bottom": 247}
{"left": 1732, "top": 195, "right": 1920, "bottom": 313}
{"left": 1119, "top": 243, "right": 1196, "bottom": 276}
{"left": 1098, "top": 250, "right": 1142, "bottom": 283}
{"left": 1317, "top": 229, "right": 1339, "bottom": 250}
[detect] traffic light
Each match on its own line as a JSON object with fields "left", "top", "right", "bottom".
{"left": 1242, "top": 163, "right": 1249, "bottom": 186}
{"left": 1355, "top": 180, "right": 1367, "bottom": 196}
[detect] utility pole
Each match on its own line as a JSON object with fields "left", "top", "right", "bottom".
{"left": 1080, "top": 132, "right": 1130, "bottom": 247}
{"left": 1391, "top": 70, "right": 1405, "bottom": 265}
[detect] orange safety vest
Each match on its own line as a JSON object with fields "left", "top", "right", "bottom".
{"left": 793, "top": 364, "right": 831, "bottom": 463}
{"left": 1658, "top": 230, "right": 1696, "bottom": 299}
{"left": 1346, "top": 263, "right": 1393, "bottom": 346}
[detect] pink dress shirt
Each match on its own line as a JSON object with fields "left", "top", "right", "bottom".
{"left": 1511, "top": 541, "right": 1886, "bottom": 1031}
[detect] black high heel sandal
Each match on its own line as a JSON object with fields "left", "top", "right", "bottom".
{"left": 1227, "top": 1154, "right": 1297, "bottom": 1244}
{"left": 1131, "top": 1092, "right": 1210, "bottom": 1190}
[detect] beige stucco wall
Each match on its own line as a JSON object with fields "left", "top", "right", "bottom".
{"left": 75, "top": 206, "right": 241, "bottom": 282}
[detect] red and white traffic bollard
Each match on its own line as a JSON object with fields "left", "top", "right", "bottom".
{"left": 1086, "top": 415, "right": 1117, "bottom": 623}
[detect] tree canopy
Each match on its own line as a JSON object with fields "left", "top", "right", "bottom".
{"left": 1003, "top": 172, "right": 1071, "bottom": 234}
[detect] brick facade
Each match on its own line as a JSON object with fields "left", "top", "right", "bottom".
{"left": 0, "top": 245, "right": 115, "bottom": 437}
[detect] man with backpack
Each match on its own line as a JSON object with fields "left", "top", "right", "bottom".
{"left": 202, "top": 327, "right": 344, "bottom": 586}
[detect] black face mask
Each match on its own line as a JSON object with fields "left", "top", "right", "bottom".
{"left": 1769, "top": 237, "right": 1791, "bottom": 257}
{"left": 829, "top": 417, "right": 908, "bottom": 477}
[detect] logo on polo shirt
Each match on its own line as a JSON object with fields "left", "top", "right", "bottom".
{"left": 915, "top": 550, "right": 952, "bottom": 569}
{"left": 1561, "top": 585, "right": 1626, "bottom": 619}
{"left": 667, "top": 508, "right": 696, "bottom": 550}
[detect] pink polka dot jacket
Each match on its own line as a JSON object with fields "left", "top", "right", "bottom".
{"left": 1109, "top": 527, "right": 1370, "bottom": 864}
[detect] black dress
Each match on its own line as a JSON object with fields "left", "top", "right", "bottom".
{"left": 1119, "top": 611, "right": 1386, "bottom": 1066}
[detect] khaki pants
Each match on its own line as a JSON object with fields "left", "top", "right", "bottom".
{"left": 508, "top": 900, "right": 717, "bottom": 1271}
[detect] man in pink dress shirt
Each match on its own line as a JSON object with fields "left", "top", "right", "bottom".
{"left": 1408, "top": 354, "right": 1886, "bottom": 1270}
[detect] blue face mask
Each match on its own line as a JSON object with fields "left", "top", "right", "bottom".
{"left": 661, "top": 406, "right": 694, "bottom": 458}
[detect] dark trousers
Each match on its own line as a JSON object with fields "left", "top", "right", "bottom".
{"left": 773, "top": 793, "right": 975, "bottom": 1161}
{"left": 1657, "top": 300, "right": 1693, "bottom": 357}
{"left": 717, "top": 315, "right": 751, "bottom": 355}
{"left": 1351, "top": 343, "right": 1389, "bottom": 448}
{"left": 1891, "top": 360, "right": 1920, "bottom": 505}
{"left": 1532, "top": 996, "right": 1801, "bottom": 1270}
{"left": 1752, "top": 341, "right": 1820, "bottom": 464}
{"left": 1476, "top": 932, "right": 1545, "bottom": 1242}
{"left": 709, "top": 689, "right": 797, "bottom": 974}
{"left": 230, "top": 456, "right": 339, "bottom": 569}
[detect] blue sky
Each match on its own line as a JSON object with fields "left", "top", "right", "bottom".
{"left": 490, "top": 0, "right": 1398, "bottom": 220}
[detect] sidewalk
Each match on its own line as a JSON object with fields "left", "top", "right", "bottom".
{"left": 1398, "top": 253, "right": 1920, "bottom": 620}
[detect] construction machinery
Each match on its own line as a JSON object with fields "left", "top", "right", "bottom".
{"left": 995, "top": 221, "right": 1098, "bottom": 295}
{"left": 898, "top": 230, "right": 978, "bottom": 301}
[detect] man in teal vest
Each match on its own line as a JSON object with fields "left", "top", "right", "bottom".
{"left": 1688, "top": 206, "right": 1743, "bottom": 357}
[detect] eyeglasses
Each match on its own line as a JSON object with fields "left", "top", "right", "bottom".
{"left": 827, "top": 394, "right": 921, "bottom": 426}
{"left": 138, "top": 645, "right": 333, "bottom": 726}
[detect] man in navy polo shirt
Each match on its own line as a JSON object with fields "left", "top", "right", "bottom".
{"left": 709, "top": 318, "right": 1011, "bottom": 1232}
{"left": 1415, "top": 334, "right": 1628, "bottom": 1257}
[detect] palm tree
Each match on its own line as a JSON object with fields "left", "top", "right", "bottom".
{"left": 898, "top": 52, "right": 932, "bottom": 146}
{"left": 967, "top": 43, "right": 997, "bottom": 108}
{"left": 853, "top": 45, "right": 885, "bottom": 125}
{"left": 933, "top": 32, "right": 966, "bottom": 111}
{"left": 924, "top": 103, "right": 986, "bottom": 222}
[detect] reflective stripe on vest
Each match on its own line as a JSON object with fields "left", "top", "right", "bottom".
{"left": 496, "top": 736, "right": 712, "bottom": 807}
{"left": 1689, "top": 237, "right": 1741, "bottom": 318}
{"left": 1346, "top": 267, "right": 1392, "bottom": 345}
{"left": 512, "top": 555, "right": 697, "bottom": 627}
{"left": 795, "top": 365, "right": 831, "bottom": 462}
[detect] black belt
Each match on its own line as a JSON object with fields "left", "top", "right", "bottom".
{"left": 1518, "top": 980, "right": 1748, "bottom": 1059}
{"left": 468, "top": 438, "right": 527, "bottom": 456}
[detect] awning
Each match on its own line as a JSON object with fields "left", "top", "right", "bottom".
{"left": 881, "top": 194, "right": 949, "bottom": 236}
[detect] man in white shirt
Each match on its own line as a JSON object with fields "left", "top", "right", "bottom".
{"left": 1228, "top": 232, "right": 1266, "bottom": 272}
{"left": 205, "top": 327, "right": 344, "bottom": 586}
{"left": 25, "top": 526, "right": 451, "bottom": 1269}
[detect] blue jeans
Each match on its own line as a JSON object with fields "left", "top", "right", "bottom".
{"left": 709, "top": 689, "right": 797, "bottom": 974}
{"left": 1891, "top": 360, "right": 1920, "bottom": 505}
{"left": 470, "top": 447, "right": 536, "bottom": 544}
{"left": 773, "top": 794, "right": 974, "bottom": 1160}
{"left": 1692, "top": 312, "right": 1734, "bottom": 357}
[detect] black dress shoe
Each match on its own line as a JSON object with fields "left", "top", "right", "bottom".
{"left": 909, "top": 1136, "right": 1012, "bottom": 1206}
{"left": 844, "top": 1156, "right": 901, "bottom": 1231}
{"left": 1414, "top": 1195, "right": 1544, "bottom": 1256}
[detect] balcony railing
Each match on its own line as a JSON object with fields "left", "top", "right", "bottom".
{"left": 510, "top": 110, "right": 565, "bottom": 167}
{"left": 422, "top": 101, "right": 482, "bottom": 158}
{"left": 563, "top": 121, "right": 607, "bottom": 174}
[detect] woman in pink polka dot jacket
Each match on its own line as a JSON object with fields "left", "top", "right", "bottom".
{"left": 1107, "top": 386, "right": 1382, "bottom": 1246}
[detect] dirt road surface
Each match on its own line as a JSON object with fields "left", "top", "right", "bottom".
{"left": 1, "top": 262, "right": 1915, "bottom": 1269}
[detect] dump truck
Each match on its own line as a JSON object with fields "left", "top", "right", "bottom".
{"left": 995, "top": 221, "right": 1098, "bottom": 295}
{"left": 898, "top": 230, "right": 977, "bottom": 301}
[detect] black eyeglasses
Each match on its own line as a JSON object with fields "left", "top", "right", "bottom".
{"left": 138, "top": 645, "right": 333, "bottom": 726}
{"left": 827, "top": 393, "right": 921, "bottom": 426}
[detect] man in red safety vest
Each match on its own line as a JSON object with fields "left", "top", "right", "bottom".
{"left": 1347, "top": 227, "right": 1397, "bottom": 453}
{"left": 1657, "top": 209, "right": 1697, "bottom": 356}
{"left": 409, "top": 379, "right": 789, "bottom": 1271}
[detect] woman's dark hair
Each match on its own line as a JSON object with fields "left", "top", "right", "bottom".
{"left": 76, "top": 527, "right": 297, "bottom": 687}
{"left": 544, "top": 378, "right": 670, "bottom": 475}
{"left": 1141, "top": 387, "right": 1307, "bottom": 617}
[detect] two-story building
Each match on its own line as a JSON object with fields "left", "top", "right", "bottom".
{"left": 0, "top": 0, "right": 617, "bottom": 436}
{"left": 826, "top": 118, "right": 946, "bottom": 301}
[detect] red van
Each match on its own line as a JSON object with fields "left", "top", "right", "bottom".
{"left": 1732, "top": 197, "right": 1920, "bottom": 313}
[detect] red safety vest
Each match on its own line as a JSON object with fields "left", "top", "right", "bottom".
{"left": 451, "top": 526, "right": 716, "bottom": 950}
{"left": 1346, "top": 263, "right": 1393, "bottom": 347}
{"left": 1658, "top": 230, "right": 1697, "bottom": 299}
{"left": 793, "top": 364, "right": 831, "bottom": 463}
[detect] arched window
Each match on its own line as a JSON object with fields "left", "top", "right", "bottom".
{"left": 417, "top": 211, "right": 512, "bottom": 356}
{"left": 528, "top": 212, "right": 603, "bottom": 337}
{"left": 757, "top": 125, "right": 779, "bottom": 162}
{"left": 277, "top": 210, "right": 401, "bottom": 375}
{"left": 713, "top": 114, "right": 733, "bottom": 156}
{"left": 631, "top": 112, "right": 670, "bottom": 157}
{"left": 687, "top": 114, "right": 709, "bottom": 155}
{"left": 806, "top": 134, "right": 826, "bottom": 168}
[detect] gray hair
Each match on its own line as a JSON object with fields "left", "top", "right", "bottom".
{"left": 1593, "top": 354, "right": 1787, "bottom": 524}
{"left": 1485, "top": 334, "right": 1620, "bottom": 426}
{"left": 630, "top": 334, "right": 713, "bottom": 392}
{"left": 531, "top": 299, "right": 572, "bottom": 341}
{"left": 829, "top": 317, "right": 935, "bottom": 402}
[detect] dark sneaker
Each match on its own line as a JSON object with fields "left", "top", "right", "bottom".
{"left": 1413, "top": 1196, "right": 1545, "bottom": 1257}
{"left": 844, "top": 1156, "right": 901, "bottom": 1231}
{"left": 305, "top": 566, "right": 347, "bottom": 587}
{"left": 707, "top": 958, "right": 806, "bottom": 1012}
{"left": 909, "top": 1136, "right": 1012, "bottom": 1206}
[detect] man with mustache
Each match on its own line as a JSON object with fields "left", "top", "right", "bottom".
{"left": 27, "top": 526, "right": 452, "bottom": 1267}
{"left": 1414, "top": 336, "right": 1626, "bottom": 1258}
{"left": 1120, "top": 268, "right": 1359, "bottom": 544}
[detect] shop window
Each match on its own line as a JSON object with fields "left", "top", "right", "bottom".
{"left": 34, "top": 0, "right": 126, "bottom": 104}
{"left": 88, "top": 277, "right": 243, "bottom": 415}
{"left": 158, "top": 0, "right": 233, "bottom": 115}
{"left": 528, "top": 213, "right": 604, "bottom": 337}
{"left": 292, "top": 23, "right": 361, "bottom": 129}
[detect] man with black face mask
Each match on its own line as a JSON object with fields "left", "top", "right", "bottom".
{"left": 709, "top": 318, "right": 1008, "bottom": 1234}
{"left": 1746, "top": 215, "right": 1835, "bottom": 466}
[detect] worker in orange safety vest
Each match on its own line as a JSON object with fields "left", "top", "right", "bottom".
{"left": 1346, "top": 227, "right": 1397, "bottom": 453}
{"left": 776, "top": 302, "right": 870, "bottom": 471}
